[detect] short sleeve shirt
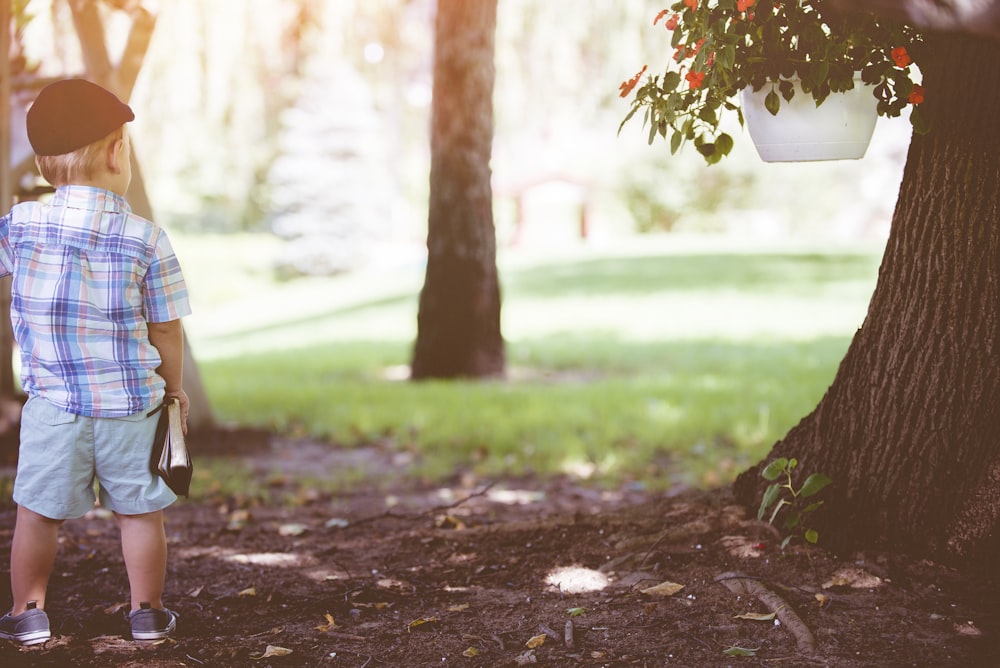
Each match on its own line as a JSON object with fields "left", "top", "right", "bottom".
{"left": 0, "top": 185, "right": 191, "bottom": 417}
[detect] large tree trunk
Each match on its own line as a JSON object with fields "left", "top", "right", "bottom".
{"left": 734, "top": 33, "right": 1000, "bottom": 571}
{"left": 831, "top": 0, "right": 1000, "bottom": 36}
{"left": 411, "top": 0, "right": 504, "bottom": 379}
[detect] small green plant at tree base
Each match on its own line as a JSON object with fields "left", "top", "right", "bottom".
{"left": 757, "top": 457, "right": 832, "bottom": 549}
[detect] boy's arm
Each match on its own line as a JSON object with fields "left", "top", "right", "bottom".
{"left": 147, "top": 318, "right": 189, "bottom": 433}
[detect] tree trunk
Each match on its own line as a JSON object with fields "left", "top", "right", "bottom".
{"left": 411, "top": 0, "right": 504, "bottom": 379}
{"left": 831, "top": 0, "right": 1000, "bottom": 36}
{"left": 734, "top": 33, "right": 1000, "bottom": 570}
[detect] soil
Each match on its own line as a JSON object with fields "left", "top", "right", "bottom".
{"left": 0, "top": 431, "right": 997, "bottom": 668}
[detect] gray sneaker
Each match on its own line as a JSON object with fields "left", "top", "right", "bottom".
{"left": 128, "top": 602, "right": 178, "bottom": 641}
{"left": 0, "top": 601, "right": 51, "bottom": 645}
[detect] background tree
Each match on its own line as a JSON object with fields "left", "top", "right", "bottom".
{"left": 734, "top": 31, "right": 1000, "bottom": 570}
{"left": 411, "top": 0, "right": 504, "bottom": 379}
{"left": 267, "top": 62, "right": 392, "bottom": 277}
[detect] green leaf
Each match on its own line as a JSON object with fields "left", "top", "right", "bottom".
{"left": 783, "top": 509, "right": 802, "bottom": 531}
{"left": 778, "top": 79, "right": 794, "bottom": 102}
{"left": 802, "top": 501, "right": 824, "bottom": 514}
{"left": 768, "top": 498, "right": 788, "bottom": 525}
{"left": 723, "top": 646, "right": 759, "bottom": 657}
{"left": 715, "top": 132, "right": 734, "bottom": 157}
{"left": 780, "top": 535, "right": 793, "bottom": 550}
{"left": 804, "top": 529, "right": 820, "bottom": 544}
{"left": 663, "top": 71, "right": 681, "bottom": 92}
{"left": 757, "top": 483, "right": 781, "bottom": 520}
{"left": 800, "top": 473, "right": 833, "bottom": 498}
{"left": 810, "top": 60, "right": 830, "bottom": 88}
{"left": 761, "top": 458, "right": 788, "bottom": 481}
{"left": 718, "top": 44, "right": 736, "bottom": 71}
{"left": 764, "top": 90, "right": 780, "bottom": 116}
{"left": 566, "top": 607, "right": 587, "bottom": 617}
{"left": 669, "top": 129, "right": 683, "bottom": 155}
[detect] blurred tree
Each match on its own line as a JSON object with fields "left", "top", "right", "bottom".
{"left": 734, "top": 32, "right": 1000, "bottom": 571}
{"left": 411, "top": 0, "right": 504, "bottom": 379}
{"left": 267, "top": 62, "right": 391, "bottom": 276}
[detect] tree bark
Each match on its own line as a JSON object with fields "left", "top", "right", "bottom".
{"left": 734, "top": 33, "right": 1000, "bottom": 570}
{"left": 830, "top": 0, "right": 1000, "bottom": 36}
{"left": 411, "top": 0, "right": 504, "bottom": 379}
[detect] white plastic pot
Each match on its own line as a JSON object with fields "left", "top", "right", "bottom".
{"left": 740, "top": 80, "right": 878, "bottom": 162}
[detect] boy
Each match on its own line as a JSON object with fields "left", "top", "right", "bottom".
{"left": 0, "top": 79, "right": 191, "bottom": 644}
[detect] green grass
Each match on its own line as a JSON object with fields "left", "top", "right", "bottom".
{"left": 180, "top": 234, "right": 883, "bottom": 493}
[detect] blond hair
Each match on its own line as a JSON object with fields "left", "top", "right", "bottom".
{"left": 35, "top": 125, "right": 125, "bottom": 187}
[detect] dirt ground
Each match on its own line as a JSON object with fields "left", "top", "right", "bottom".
{"left": 0, "top": 432, "right": 997, "bottom": 667}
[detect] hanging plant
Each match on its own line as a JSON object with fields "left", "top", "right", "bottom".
{"left": 618, "top": 0, "right": 927, "bottom": 164}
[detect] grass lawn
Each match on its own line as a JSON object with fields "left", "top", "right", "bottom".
{"left": 175, "top": 234, "right": 883, "bottom": 492}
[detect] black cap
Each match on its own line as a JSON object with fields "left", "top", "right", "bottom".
{"left": 26, "top": 79, "right": 134, "bottom": 156}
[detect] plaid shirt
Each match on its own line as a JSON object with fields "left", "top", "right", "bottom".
{"left": 0, "top": 186, "right": 191, "bottom": 417}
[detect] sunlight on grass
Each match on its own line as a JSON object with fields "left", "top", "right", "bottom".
{"left": 179, "top": 234, "right": 883, "bottom": 492}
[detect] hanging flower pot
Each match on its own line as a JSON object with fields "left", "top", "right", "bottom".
{"left": 618, "top": 2, "right": 927, "bottom": 165}
{"left": 739, "top": 79, "right": 879, "bottom": 162}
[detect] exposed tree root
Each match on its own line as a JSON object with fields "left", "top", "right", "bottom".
{"left": 715, "top": 571, "right": 817, "bottom": 655}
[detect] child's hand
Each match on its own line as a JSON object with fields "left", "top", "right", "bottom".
{"left": 165, "top": 389, "right": 190, "bottom": 435}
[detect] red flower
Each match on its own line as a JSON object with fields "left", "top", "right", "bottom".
{"left": 653, "top": 9, "right": 669, "bottom": 25}
{"left": 737, "top": 0, "right": 756, "bottom": 11}
{"left": 891, "top": 46, "right": 912, "bottom": 68}
{"left": 691, "top": 37, "right": 706, "bottom": 55}
{"left": 619, "top": 65, "right": 648, "bottom": 98}
{"left": 908, "top": 84, "right": 925, "bottom": 105}
{"left": 665, "top": 13, "right": 680, "bottom": 30}
{"left": 684, "top": 0, "right": 698, "bottom": 8}
{"left": 674, "top": 44, "right": 687, "bottom": 61}
{"left": 686, "top": 70, "right": 706, "bottom": 89}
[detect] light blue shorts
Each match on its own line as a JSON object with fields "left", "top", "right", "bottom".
{"left": 13, "top": 396, "right": 177, "bottom": 520}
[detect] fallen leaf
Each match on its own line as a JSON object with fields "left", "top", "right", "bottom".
{"left": 278, "top": 523, "right": 308, "bottom": 537}
{"left": 253, "top": 645, "right": 293, "bottom": 659}
{"left": 448, "top": 604, "right": 470, "bottom": 612}
{"left": 514, "top": 649, "right": 538, "bottom": 665}
{"left": 815, "top": 593, "right": 830, "bottom": 607}
{"left": 238, "top": 586, "right": 257, "bottom": 597}
{"left": 723, "top": 645, "right": 759, "bottom": 657}
{"left": 566, "top": 607, "right": 587, "bottom": 617}
{"left": 226, "top": 509, "right": 252, "bottom": 531}
{"left": 316, "top": 613, "right": 339, "bottom": 633}
{"left": 435, "top": 514, "right": 466, "bottom": 530}
{"left": 187, "top": 585, "right": 205, "bottom": 598}
{"left": 734, "top": 611, "right": 777, "bottom": 621}
{"left": 325, "top": 517, "right": 349, "bottom": 529}
{"left": 954, "top": 622, "right": 982, "bottom": 637}
{"left": 640, "top": 581, "right": 685, "bottom": 597}
{"left": 822, "top": 567, "right": 883, "bottom": 590}
{"left": 407, "top": 617, "right": 439, "bottom": 632}
{"left": 376, "top": 578, "right": 413, "bottom": 594}
{"left": 462, "top": 647, "right": 479, "bottom": 657}
{"left": 103, "top": 602, "right": 128, "bottom": 615}
{"left": 525, "top": 633, "right": 547, "bottom": 648}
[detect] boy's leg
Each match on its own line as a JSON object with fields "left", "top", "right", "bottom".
{"left": 116, "top": 510, "right": 167, "bottom": 610}
{"left": 9, "top": 505, "right": 63, "bottom": 614}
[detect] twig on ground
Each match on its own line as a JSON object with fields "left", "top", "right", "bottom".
{"left": 538, "top": 623, "right": 561, "bottom": 641}
{"left": 345, "top": 483, "right": 498, "bottom": 528}
{"left": 715, "top": 571, "right": 817, "bottom": 655}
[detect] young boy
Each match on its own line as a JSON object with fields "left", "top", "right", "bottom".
{"left": 0, "top": 79, "right": 191, "bottom": 645}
